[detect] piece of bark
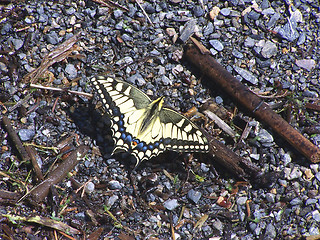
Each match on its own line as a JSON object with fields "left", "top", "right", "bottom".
{"left": 28, "top": 145, "right": 89, "bottom": 203}
{"left": 184, "top": 39, "right": 320, "bottom": 163}
{"left": 2, "top": 116, "right": 31, "bottom": 163}
{"left": 23, "top": 32, "right": 81, "bottom": 84}
{"left": 25, "top": 145, "right": 44, "bottom": 181}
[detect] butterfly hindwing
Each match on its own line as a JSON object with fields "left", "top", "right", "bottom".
{"left": 91, "top": 76, "right": 209, "bottom": 165}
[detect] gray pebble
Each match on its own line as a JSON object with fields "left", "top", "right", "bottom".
{"left": 233, "top": 66, "right": 258, "bottom": 85}
{"left": 11, "top": 38, "right": 24, "bottom": 50}
{"left": 257, "top": 129, "right": 274, "bottom": 144}
{"left": 113, "top": 9, "right": 123, "bottom": 19}
{"left": 200, "top": 163, "right": 210, "bottom": 172}
{"left": 275, "top": 16, "right": 299, "bottom": 42}
{"left": 220, "top": 8, "right": 231, "bottom": 16}
{"left": 290, "top": 197, "right": 303, "bottom": 206}
{"left": 261, "top": 41, "right": 277, "bottom": 59}
{"left": 65, "top": 64, "right": 77, "bottom": 78}
{"left": 163, "top": 199, "right": 179, "bottom": 210}
{"left": 237, "top": 196, "right": 247, "bottom": 205}
{"left": 209, "top": 39, "right": 224, "bottom": 51}
{"left": 265, "top": 193, "right": 275, "bottom": 203}
{"left": 116, "top": 56, "right": 133, "bottom": 65}
{"left": 18, "top": 129, "right": 35, "bottom": 141}
{"left": 107, "top": 195, "right": 119, "bottom": 207}
{"left": 265, "top": 223, "right": 276, "bottom": 238}
{"left": 187, "top": 189, "right": 202, "bottom": 204}
{"left": 66, "top": 7, "right": 76, "bottom": 15}
{"left": 212, "top": 218, "right": 223, "bottom": 231}
{"left": 244, "top": 37, "right": 255, "bottom": 47}
{"left": 127, "top": 73, "right": 146, "bottom": 87}
{"left": 46, "top": 31, "right": 60, "bottom": 44}
{"left": 108, "top": 180, "right": 122, "bottom": 190}
{"left": 193, "top": 5, "right": 204, "bottom": 17}
{"left": 85, "top": 182, "right": 95, "bottom": 194}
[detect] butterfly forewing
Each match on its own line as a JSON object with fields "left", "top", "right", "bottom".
{"left": 91, "top": 76, "right": 209, "bottom": 165}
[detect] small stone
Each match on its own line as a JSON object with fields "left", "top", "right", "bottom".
{"left": 126, "top": 73, "right": 146, "bottom": 87}
{"left": 85, "top": 182, "right": 95, "bottom": 194}
{"left": 288, "top": 167, "right": 302, "bottom": 180}
{"left": 275, "top": 16, "right": 299, "bottom": 42}
{"left": 113, "top": 9, "right": 123, "bottom": 19}
{"left": 244, "top": 37, "right": 255, "bottom": 47}
{"left": 295, "top": 59, "right": 316, "bottom": 71}
{"left": 180, "top": 19, "right": 197, "bottom": 43}
{"left": 11, "top": 38, "right": 24, "bottom": 50}
{"left": 187, "top": 189, "right": 202, "bottom": 204}
{"left": 203, "top": 22, "right": 213, "bottom": 36}
{"left": 107, "top": 195, "right": 119, "bottom": 207}
{"left": 65, "top": 64, "right": 77, "bottom": 78}
{"left": 209, "top": 39, "right": 224, "bottom": 51}
{"left": 265, "top": 223, "right": 276, "bottom": 238}
{"left": 209, "top": 6, "right": 220, "bottom": 20}
{"left": 193, "top": 5, "right": 204, "bottom": 17}
{"left": 109, "top": 180, "right": 122, "bottom": 190}
{"left": 281, "top": 153, "right": 291, "bottom": 166}
{"left": 200, "top": 163, "right": 210, "bottom": 172}
{"left": 265, "top": 193, "right": 275, "bottom": 203}
{"left": 212, "top": 218, "right": 223, "bottom": 231}
{"left": 220, "top": 8, "right": 231, "bottom": 16}
{"left": 290, "top": 197, "right": 303, "bottom": 206}
{"left": 261, "top": 41, "right": 277, "bottom": 59}
{"left": 257, "top": 129, "right": 274, "bottom": 144}
{"left": 250, "top": 153, "right": 260, "bottom": 160}
{"left": 163, "top": 199, "right": 179, "bottom": 210}
{"left": 233, "top": 66, "right": 258, "bottom": 85}
{"left": 0, "top": 62, "right": 8, "bottom": 73}
{"left": 18, "top": 129, "right": 35, "bottom": 141}
{"left": 46, "top": 31, "right": 60, "bottom": 45}
{"left": 158, "top": 75, "right": 172, "bottom": 86}
{"left": 236, "top": 196, "right": 247, "bottom": 205}
{"left": 144, "top": 3, "right": 155, "bottom": 14}
{"left": 66, "top": 7, "right": 76, "bottom": 15}
{"left": 116, "top": 56, "right": 133, "bottom": 65}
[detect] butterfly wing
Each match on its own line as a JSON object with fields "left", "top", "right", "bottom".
{"left": 159, "top": 108, "right": 209, "bottom": 153}
{"left": 91, "top": 76, "right": 209, "bottom": 165}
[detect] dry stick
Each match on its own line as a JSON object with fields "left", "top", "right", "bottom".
{"left": 23, "top": 32, "right": 81, "bottom": 84}
{"left": 2, "top": 116, "right": 31, "bottom": 163}
{"left": 25, "top": 145, "right": 44, "bottom": 181}
{"left": 184, "top": 39, "right": 320, "bottom": 163}
{"left": 28, "top": 145, "right": 89, "bottom": 203}
{"left": 30, "top": 83, "right": 93, "bottom": 99}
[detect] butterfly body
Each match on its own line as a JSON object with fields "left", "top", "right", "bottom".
{"left": 91, "top": 76, "right": 209, "bottom": 165}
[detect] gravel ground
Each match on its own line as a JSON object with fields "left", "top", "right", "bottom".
{"left": 1, "top": 0, "right": 320, "bottom": 239}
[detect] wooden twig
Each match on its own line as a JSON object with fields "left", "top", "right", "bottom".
{"left": 184, "top": 38, "right": 320, "bottom": 163}
{"left": 91, "top": 0, "right": 129, "bottom": 12}
{"left": 306, "top": 102, "right": 320, "bottom": 112}
{"left": 135, "top": 0, "right": 154, "bottom": 27}
{"left": 27, "top": 145, "right": 89, "bottom": 203}
{"left": 25, "top": 145, "right": 44, "bottom": 181}
{"left": 29, "top": 84, "right": 93, "bottom": 99}
{"left": 2, "top": 116, "right": 31, "bottom": 163}
{"left": 23, "top": 32, "right": 81, "bottom": 84}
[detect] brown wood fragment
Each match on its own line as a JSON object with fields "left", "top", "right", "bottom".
{"left": 2, "top": 116, "right": 31, "bottom": 163}
{"left": 23, "top": 32, "right": 81, "bottom": 84}
{"left": 25, "top": 145, "right": 44, "bottom": 181}
{"left": 306, "top": 102, "right": 320, "bottom": 112}
{"left": 28, "top": 145, "right": 89, "bottom": 203}
{"left": 184, "top": 40, "right": 320, "bottom": 163}
{"left": 203, "top": 130, "right": 247, "bottom": 179}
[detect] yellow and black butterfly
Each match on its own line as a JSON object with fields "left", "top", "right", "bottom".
{"left": 91, "top": 76, "right": 209, "bottom": 165}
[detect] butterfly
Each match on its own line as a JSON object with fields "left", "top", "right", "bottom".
{"left": 91, "top": 76, "right": 209, "bottom": 165}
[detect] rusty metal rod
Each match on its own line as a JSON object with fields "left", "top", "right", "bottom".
{"left": 184, "top": 40, "right": 320, "bottom": 163}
